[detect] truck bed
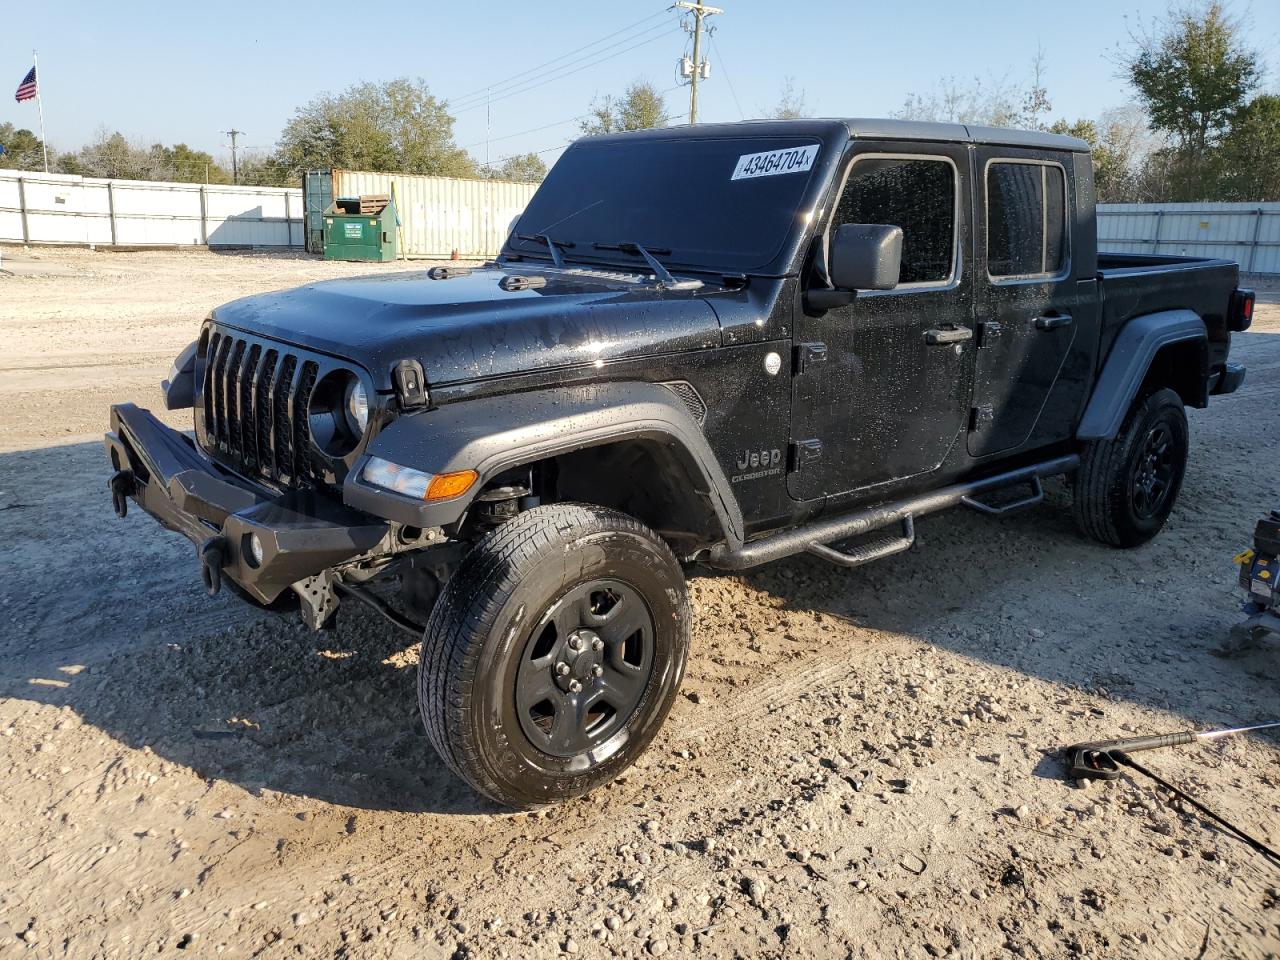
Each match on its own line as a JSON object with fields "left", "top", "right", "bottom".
{"left": 1096, "top": 252, "right": 1239, "bottom": 360}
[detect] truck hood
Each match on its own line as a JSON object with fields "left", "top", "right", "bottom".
{"left": 210, "top": 265, "right": 724, "bottom": 390}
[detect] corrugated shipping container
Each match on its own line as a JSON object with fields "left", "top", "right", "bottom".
{"left": 1098, "top": 201, "right": 1280, "bottom": 275}
{"left": 0, "top": 169, "right": 303, "bottom": 248}
{"left": 329, "top": 170, "right": 537, "bottom": 258}
{"left": 303, "top": 170, "right": 333, "bottom": 254}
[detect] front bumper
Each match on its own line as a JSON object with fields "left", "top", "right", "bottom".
{"left": 105, "top": 403, "right": 389, "bottom": 605}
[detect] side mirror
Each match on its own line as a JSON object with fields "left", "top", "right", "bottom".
{"left": 829, "top": 223, "right": 903, "bottom": 291}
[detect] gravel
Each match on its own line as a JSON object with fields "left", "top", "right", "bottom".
{"left": 0, "top": 250, "right": 1277, "bottom": 957}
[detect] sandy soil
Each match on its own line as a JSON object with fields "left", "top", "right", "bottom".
{"left": 1, "top": 247, "right": 1278, "bottom": 959}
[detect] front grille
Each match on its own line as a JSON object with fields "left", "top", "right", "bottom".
{"left": 200, "top": 329, "right": 321, "bottom": 488}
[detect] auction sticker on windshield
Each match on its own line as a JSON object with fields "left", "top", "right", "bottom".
{"left": 731, "top": 144, "right": 819, "bottom": 181}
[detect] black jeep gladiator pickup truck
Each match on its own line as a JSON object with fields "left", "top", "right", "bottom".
{"left": 106, "top": 119, "right": 1255, "bottom": 807}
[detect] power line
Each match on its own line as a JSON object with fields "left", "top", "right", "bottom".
{"left": 476, "top": 87, "right": 686, "bottom": 162}
{"left": 485, "top": 110, "right": 685, "bottom": 170}
{"left": 462, "top": 113, "right": 592, "bottom": 151}
{"left": 487, "top": 141, "right": 577, "bottom": 168}
{"left": 464, "top": 86, "right": 683, "bottom": 153}
{"left": 447, "top": 9, "right": 671, "bottom": 107}
{"left": 449, "top": 18, "right": 673, "bottom": 109}
{"left": 707, "top": 33, "right": 745, "bottom": 120}
{"left": 449, "top": 22, "right": 680, "bottom": 114}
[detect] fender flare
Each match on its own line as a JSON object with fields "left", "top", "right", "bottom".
{"left": 343, "top": 381, "right": 745, "bottom": 548}
{"left": 1076, "top": 309, "right": 1207, "bottom": 441}
{"left": 162, "top": 340, "right": 198, "bottom": 410}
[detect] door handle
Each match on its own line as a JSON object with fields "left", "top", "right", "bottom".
{"left": 1034, "top": 314, "right": 1073, "bottom": 331}
{"left": 924, "top": 325, "right": 974, "bottom": 346}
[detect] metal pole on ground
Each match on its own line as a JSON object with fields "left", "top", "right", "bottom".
{"left": 1248, "top": 208, "right": 1264, "bottom": 274}
{"left": 16, "top": 176, "right": 30, "bottom": 243}
{"left": 107, "top": 181, "right": 118, "bottom": 245}
{"left": 33, "top": 51, "right": 48, "bottom": 173}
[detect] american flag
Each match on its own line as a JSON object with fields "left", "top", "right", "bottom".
{"left": 15, "top": 67, "right": 37, "bottom": 103}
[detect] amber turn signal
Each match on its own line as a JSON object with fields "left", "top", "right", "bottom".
{"left": 424, "top": 469, "right": 478, "bottom": 502}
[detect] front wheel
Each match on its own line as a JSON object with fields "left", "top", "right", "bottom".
{"left": 1073, "top": 387, "right": 1189, "bottom": 548}
{"left": 418, "top": 503, "right": 690, "bottom": 808}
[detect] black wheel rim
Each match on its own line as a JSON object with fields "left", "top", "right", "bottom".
{"left": 1130, "top": 422, "right": 1177, "bottom": 520}
{"left": 514, "top": 579, "right": 655, "bottom": 759}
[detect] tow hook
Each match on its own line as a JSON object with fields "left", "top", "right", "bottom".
{"left": 108, "top": 469, "right": 135, "bottom": 519}
{"left": 199, "top": 537, "right": 227, "bottom": 596}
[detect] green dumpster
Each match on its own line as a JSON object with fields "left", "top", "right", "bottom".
{"left": 323, "top": 194, "right": 399, "bottom": 262}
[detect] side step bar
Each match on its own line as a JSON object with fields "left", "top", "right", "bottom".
{"left": 706, "top": 454, "right": 1079, "bottom": 572}
{"left": 806, "top": 516, "right": 915, "bottom": 568}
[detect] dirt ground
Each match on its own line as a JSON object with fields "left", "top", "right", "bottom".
{"left": 1, "top": 246, "right": 1278, "bottom": 959}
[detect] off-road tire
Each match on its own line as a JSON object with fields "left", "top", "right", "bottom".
{"left": 1073, "top": 387, "right": 1189, "bottom": 548}
{"left": 418, "top": 503, "right": 690, "bottom": 808}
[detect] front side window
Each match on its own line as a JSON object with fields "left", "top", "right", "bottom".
{"left": 831, "top": 156, "right": 957, "bottom": 286}
{"left": 987, "top": 161, "right": 1068, "bottom": 279}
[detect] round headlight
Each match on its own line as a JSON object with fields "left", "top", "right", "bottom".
{"left": 308, "top": 369, "right": 364, "bottom": 458}
{"left": 346, "top": 380, "right": 369, "bottom": 434}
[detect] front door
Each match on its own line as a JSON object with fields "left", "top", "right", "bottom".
{"left": 968, "top": 150, "right": 1079, "bottom": 457}
{"left": 789, "top": 144, "right": 975, "bottom": 501}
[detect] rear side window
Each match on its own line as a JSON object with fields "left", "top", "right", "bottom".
{"left": 987, "top": 161, "right": 1068, "bottom": 279}
{"left": 832, "top": 156, "right": 956, "bottom": 285}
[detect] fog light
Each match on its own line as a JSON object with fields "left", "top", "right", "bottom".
{"left": 245, "top": 532, "right": 265, "bottom": 568}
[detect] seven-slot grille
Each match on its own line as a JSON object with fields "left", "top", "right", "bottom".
{"left": 200, "top": 328, "right": 322, "bottom": 488}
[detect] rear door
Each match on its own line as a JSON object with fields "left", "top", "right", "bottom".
{"left": 789, "top": 143, "right": 975, "bottom": 500}
{"left": 969, "top": 151, "right": 1079, "bottom": 456}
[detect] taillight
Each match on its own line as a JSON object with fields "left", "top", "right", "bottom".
{"left": 1230, "top": 288, "right": 1255, "bottom": 332}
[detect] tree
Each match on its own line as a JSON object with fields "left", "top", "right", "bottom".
{"left": 1049, "top": 109, "right": 1159, "bottom": 202}
{"left": 1051, "top": 119, "right": 1114, "bottom": 194}
{"left": 0, "top": 124, "right": 49, "bottom": 171}
{"left": 771, "top": 78, "right": 808, "bottom": 120}
{"left": 1018, "top": 50, "right": 1053, "bottom": 132}
{"left": 62, "top": 129, "right": 165, "bottom": 180}
{"left": 893, "top": 54, "right": 1052, "bottom": 129}
{"left": 580, "top": 80, "right": 668, "bottom": 135}
{"left": 1123, "top": 1, "right": 1259, "bottom": 155}
{"left": 1216, "top": 94, "right": 1280, "bottom": 200}
{"left": 486, "top": 152, "right": 547, "bottom": 183}
{"left": 236, "top": 151, "right": 294, "bottom": 188}
{"left": 274, "top": 77, "right": 475, "bottom": 180}
{"left": 148, "top": 143, "right": 232, "bottom": 184}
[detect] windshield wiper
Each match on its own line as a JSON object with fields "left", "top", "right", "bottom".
{"left": 592, "top": 241, "right": 676, "bottom": 286}
{"left": 515, "top": 232, "right": 575, "bottom": 269}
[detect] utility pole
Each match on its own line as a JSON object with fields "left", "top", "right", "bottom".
{"left": 223, "top": 129, "right": 244, "bottom": 184}
{"left": 674, "top": 1, "right": 722, "bottom": 124}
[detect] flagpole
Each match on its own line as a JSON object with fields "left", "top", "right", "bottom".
{"left": 33, "top": 50, "right": 48, "bottom": 173}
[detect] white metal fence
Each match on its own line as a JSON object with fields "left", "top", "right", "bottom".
{"left": 325, "top": 170, "right": 538, "bottom": 259}
{"left": 1097, "top": 201, "right": 1280, "bottom": 275}
{"left": 0, "top": 169, "right": 303, "bottom": 248}
{"left": 4, "top": 168, "right": 1276, "bottom": 275}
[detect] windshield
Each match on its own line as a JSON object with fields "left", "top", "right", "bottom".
{"left": 506, "top": 135, "right": 823, "bottom": 274}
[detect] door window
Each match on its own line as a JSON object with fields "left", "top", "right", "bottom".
{"left": 830, "top": 156, "right": 957, "bottom": 286}
{"left": 986, "top": 161, "right": 1068, "bottom": 279}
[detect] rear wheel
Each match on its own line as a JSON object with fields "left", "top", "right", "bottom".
{"left": 418, "top": 503, "right": 689, "bottom": 808}
{"left": 1073, "top": 387, "right": 1189, "bottom": 548}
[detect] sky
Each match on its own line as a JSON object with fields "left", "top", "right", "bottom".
{"left": 5, "top": 0, "right": 1279, "bottom": 172}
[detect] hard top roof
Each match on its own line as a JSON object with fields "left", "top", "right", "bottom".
{"left": 581, "top": 117, "right": 1091, "bottom": 153}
